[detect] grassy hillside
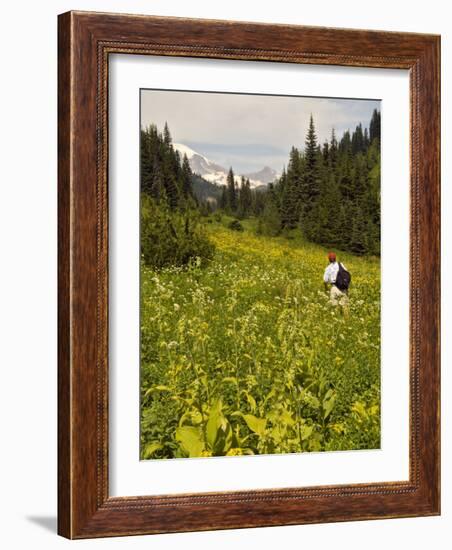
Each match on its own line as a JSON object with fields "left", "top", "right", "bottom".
{"left": 140, "top": 217, "right": 381, "bottom": 459}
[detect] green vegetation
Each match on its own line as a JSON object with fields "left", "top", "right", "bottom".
{"left": 139, "top": 113, "right": 381, "bottom": 459}
{"left": 141, "top": 195, "right": 214, "bottom": 268}
{"left": 140, "top": 123, "right": 214, "bottom": 268}
{"left": 140, "top": 219, "right": 380, "bottom": 459}
{"left": 227, "top": 219, "right": 244, "bottom": 232}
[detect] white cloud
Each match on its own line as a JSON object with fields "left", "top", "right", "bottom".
{"left": 141, "top": 90, "right": 380, "bottom": 173}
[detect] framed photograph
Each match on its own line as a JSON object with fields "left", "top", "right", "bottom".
{"left": 58, "top": 11, "right": 440, "bottom": 538}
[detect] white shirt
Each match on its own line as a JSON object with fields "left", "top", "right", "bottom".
{"left": 323, "top": 261, "right": 346, "bottom": 284}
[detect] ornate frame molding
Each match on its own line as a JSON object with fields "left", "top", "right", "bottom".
{"left": 58, "top": 11, "right": 440, "bottom": 538}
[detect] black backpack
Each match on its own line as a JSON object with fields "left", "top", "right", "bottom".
{"left": 335, "top": 262, "right": 351, "bottom": 291}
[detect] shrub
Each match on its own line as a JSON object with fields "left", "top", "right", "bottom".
{"left": 227, "top": 219, "right": 244, "bottom": 232}
{"left": 141, "top": 195, "right": 215, "bottom": 268}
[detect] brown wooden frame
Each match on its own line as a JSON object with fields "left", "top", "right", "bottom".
{"left": 58, "top": 10, "right": 440, "bottom": 539}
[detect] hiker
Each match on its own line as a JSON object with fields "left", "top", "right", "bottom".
{"left": 323, "top": 252, "right": 351, "bottom": 308}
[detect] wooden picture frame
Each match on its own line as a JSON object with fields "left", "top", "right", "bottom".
{"left": 58, "top": 10, "right": 440, "bottom": 539}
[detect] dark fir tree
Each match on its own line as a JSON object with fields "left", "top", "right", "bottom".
{"left": 226, "top": 167, "right": 237, "bottom": 213}
{"left": 181, "top": 153, "right": 194, "bottom": 201}
{"left": 351, "top": 123, "right": 364, "bottom": 154}
{"left": 259, "top": 183, "right": 281, "bottom": 236}
{"left": 140, "top": 122, "right": 195, "bottom": 211}
{"left": 304, "top": 114, "right": 320, "bottom": 202}
{"left": 219, "top": 185, "right": 227, "bottom": 210}
{"left": 251, "top": 187, "right": 266, "bottom": 216}
{"left": 300, "top": 115, "right": 322, "bottom": 237}
{"left": 369, "top": 109, "right": 381, "bottom": 143}
{"left": 259, "top": 109, "right": 381, "bottom": 255}
{"left": 281, "top": 148, "right": 302, "bottom": 229}
{"left": 238, "top": 176, "right": 252, "bottom": 218}
{"left": 163, "top": 121, "right": 172, "bottom": 146}
{"left": 139, "top": 122, "right": 214, "bottom": 269}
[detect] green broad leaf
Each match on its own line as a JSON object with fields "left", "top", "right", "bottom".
{"left": 263, "top": 388, "right": 276, "bottom": 406}
{"left": 243, "top": 391, "right": 257, "bottom": 413}
{"left": 323, "top": 389, "right": 336, "bottom": 420}
{"left": 300, "top": 424, "right": 313, "bottom": 441}
{"left": 144, "top": 385, "right": 171, "bottom": 397}
{"left": 215, "top": 422, "right": 233, "bottom": 455}
{"left": 309, "top": 438, "right": 322, "bottom": 452}
{"left": 265, "top": 409, "right": 279, "bottom": 424}
{"left": 205, "top": 399, "right": 232, "bottom": 454}
{"left": 142, "top": 441, "right": 163, "bottom": 459}
{"left": 242, "top": 414, "right": 267, "bottom": 437}
{"left": 199, "top": 374, "right": 210, "bottom": 392}
{"left": 206, "top": 409, "right": 221, "bottom": 449}
{"left": 323, "top": 388, "right": 334, "bottom": 402}
{"left": 175, "top": 426, "right": 204, "bottom": 458}
{"left": 178, "top": 409, "right": 203, "bottom": 427}
{"left": 280, "top": 409, "right": 296, "bottom": 427}
{"left": 352, "top": 401, "right": 367, "bottom": 419}
{"left": 310, "top": 395, "right": 321, "bottom": 409}
{"left": 270, "top": 426, "right": 284, "bottom": 443}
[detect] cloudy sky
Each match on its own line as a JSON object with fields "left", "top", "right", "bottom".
{"left": 141, "top": 89, "right": 380, "bottom": 174}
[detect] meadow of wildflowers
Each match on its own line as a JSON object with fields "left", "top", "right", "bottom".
{"left": 140, "top": 219, "right": 380, "bottom": 459}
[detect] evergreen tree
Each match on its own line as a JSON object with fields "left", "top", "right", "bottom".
{"left": 281, "top": 149, "right": 302, "bottom": 229}
{"left": 226, "top": 167, "right": 237, "bottom": 213}
{"left": 252, "top": 188, "right": 266, "bottom": 216}
{"left": 153, "top": 170, "right": 167, "bottom": 203}
{"left": 337, "top": 137, "right": 354, "bottom": 201}
{"left": 219, "top": 185, "right": 227, "bottom": 210}
{"left": 300, "top": 115, "right": 322, "bottom": 237}
{"left": 351, "top": 123, "right": 364, "bottom": 154}
{"left": 245, "top": 178, "right": 253, "bottom": 213}
{"left": 349, "top": 204, "right": 368, "bottom": 255}
{"left": 322, "top": 141, "right": 330, "bottom": 164}
{"left": 363, "top": 127, "right": 370, "bottom": 149}
{"left": 259, "top": 183, "right": 281, "bottom": 236}
{"left": 369, "top": 109, "right": 381, "bottom": 142}
{"left": 163, "top": 121, "right": 172, "bottom": 146}
{"left": 181, "top": 153, "right": 194, "bottom": 200}
{"left": 163, "top": 173, "right": 180, "bottom": 210}
{"left": 140, "top": 122, "right": 196, "bottom": 211}
{"left": 253, "top": 110, "right": 381, "bottom": 254}
{"left": 238, "top": 176, "right": 252, "bottom": 218}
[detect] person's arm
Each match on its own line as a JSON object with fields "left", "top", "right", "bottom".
{"left": 323, "top": 266, "right": 330, "bottom": 291}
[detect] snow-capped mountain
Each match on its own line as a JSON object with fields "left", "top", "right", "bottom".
{"left": 244, "top": 166, "right": 279, "bottom": 185}
{"left": 173, "top": 143, "right": 279, "bottom": 188}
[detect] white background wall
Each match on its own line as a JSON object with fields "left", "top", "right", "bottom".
{"left": 0, "top": 1, "right": 449, "bottom": 548}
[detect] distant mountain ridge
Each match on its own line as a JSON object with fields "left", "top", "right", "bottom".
{"left": 173, "top": 143, "right": 279, "bottom": 188}
{"left": 244, "top": 166, "right": 280, "bottom": 185}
